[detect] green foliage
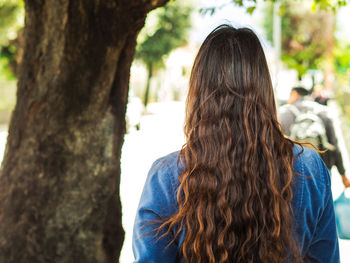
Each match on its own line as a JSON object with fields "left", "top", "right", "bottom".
{"left": 334, "top": 40, "right": 350, "bottom": 73}
{"left": 200, "top": 0, "right": 348, "bottom": 15}
{"left": 0, "top": 0, "right": 23, "bottom": 117}
{"left": 0, "top": 0, "right": 24, "bottom": 46}
{"left": 262, "top": 2, "right": 274, "bottom": 43}
{"left": 135, "top": 0, "right": 192, "bottom": 72}
{"left": 311, "top": 0, "right": 348, "bottom": 12}
{"left": 263, "top": 1, "right": 335, "bottom": 78}
{"left": 0, "top": 55, "right": 16, "bottom": 80}
{"left": 0, "top": 0, "right": 24, "bottom": 80}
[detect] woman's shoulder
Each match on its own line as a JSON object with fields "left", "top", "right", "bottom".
{"left": 293, "top": 144, "right": 319, "bottom": 161}
{"left": 292, "top": 144, "right": 330, "bottom": 194}
{"left": 291, "top": 144, "right": 331, "bottom": 220}
{"left": 293, "top": 144, "right": 328, "bottom": 181}
{"left": 149, "top": 151, "right": 182, "bottom": 183}
{"left": 291, "top": 144, "right": 337, "bottom": 259}
{"left": 291, "top": 145, "right": 330, "bottom": 219}
{"left": 136, "top": 151, "right": 181, "bottom": 219}
{"left": 146, "top": 151, "right": 182, "bottom": 196}
{"left": 152, "top": 151, "right": 181, "bottom": 171}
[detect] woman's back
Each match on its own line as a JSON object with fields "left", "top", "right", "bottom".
{"left": 132, "top": 25, "right": 339, "bottom": 263}
{"left": 133, "top": 145, "right": 339, "bottom": 262}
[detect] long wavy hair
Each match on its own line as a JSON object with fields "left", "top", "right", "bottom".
{"left": 159, "top": 25, "right": 301, "bottom": 263}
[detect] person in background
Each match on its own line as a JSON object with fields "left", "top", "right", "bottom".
{"left": 279, "top": 86, "right": 350, "bottom": 188}
{"left": 133, "top": 25, "right": 339, "bottom": 263}
{"left": 312, "top": 84, "right": 330, "bottom": 106}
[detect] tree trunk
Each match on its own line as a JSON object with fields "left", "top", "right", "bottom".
{"left": 0, "top": 0, "right": 168, "bottom": 262}
{"left": 144, "top": 63, "right": 153, "bottom": 106}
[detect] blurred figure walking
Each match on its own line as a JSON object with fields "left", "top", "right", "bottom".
{"left": 279, "top": 86, "right": 350, "bottom": 188}
{"left": 312, "top": 84, "right": 330, "bottom": 106}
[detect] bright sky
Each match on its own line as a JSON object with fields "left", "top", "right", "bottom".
{"left": 192, "top": 0, "right": 350, "bottom": 44}
{"left": 191, "top": 0, "right": 266, "bottom": 45}
{"left": 336, "top": 3, "right": 350, "bottom": 41}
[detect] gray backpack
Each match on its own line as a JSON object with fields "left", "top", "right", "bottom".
{"left": 288, "top": 104, "right": 335, "bottom": 150}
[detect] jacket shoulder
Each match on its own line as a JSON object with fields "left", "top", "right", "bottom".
{"left": 293, "top": 145, "right": 329, "bottom": 185}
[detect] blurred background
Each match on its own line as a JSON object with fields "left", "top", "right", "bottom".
{"left": 1, "top": 0, "right": 350, "bottom": 262}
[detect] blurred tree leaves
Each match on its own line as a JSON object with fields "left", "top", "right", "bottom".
{"left": 200, "top": 0, "right": 348, "bottom": 16}
{"left": 334, "top": 40, "right": 350, "bottom": 73}
{"left": 0, "top": 0, "right": 24, "bottom": 80}
{"left": 263, "top": 1, "right": 335, "bottom": 79}
{"left": 135, "top": 0, "right": 192, "bottom": 105}
{"left": 0, "top": 0, "right": 23, "bottom": 45}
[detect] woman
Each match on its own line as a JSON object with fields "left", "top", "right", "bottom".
{"left": 132, "top": 25, "right": 339, "bottom": 263}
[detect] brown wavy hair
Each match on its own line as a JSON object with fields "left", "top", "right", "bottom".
{"left": 159, "top": 25, "right": 301, "bottom": 263}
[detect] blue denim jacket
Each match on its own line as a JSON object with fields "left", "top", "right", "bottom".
{"left": 133, "top": 145, "right": 340, "bottom": 262}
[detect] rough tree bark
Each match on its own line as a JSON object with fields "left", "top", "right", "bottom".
{"left": 0, "top": 0, "right": 168, "bottom": 262}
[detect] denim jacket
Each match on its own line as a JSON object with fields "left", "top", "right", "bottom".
{"left": 133, "top": 145, "right": 340, "bottom": 262}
